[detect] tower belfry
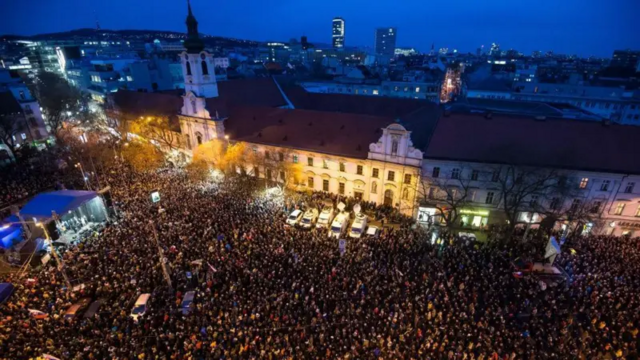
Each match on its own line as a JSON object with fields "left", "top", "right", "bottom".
{"left": 178, "top": 0, "right": 224, "bottom": 146}
{"left": 184, "top": 0, "right": 205, "bottom": 54}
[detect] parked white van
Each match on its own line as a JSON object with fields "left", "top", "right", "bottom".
{"left": 285, "top": 209, "right": 303, "bottom": 227}
{"left": 329, "top": 212, "right": 349, "bottom": 238}
{"left": 349, "top": 213, "right": 368, "bottom": 238}
{"left": 316, "top": 208, "right": 335, "bottom": 229}
{"left": 130, "top": 293, "right": 151, "bottom": 322}
{"left": 300, "top": 208, "right": 319, "bottom": 229}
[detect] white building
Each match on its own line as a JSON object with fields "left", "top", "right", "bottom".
{"left": 421, "top": 112, "right": 640, "bottom": 236}
{"left": 111, "top": 3, "right": 640, "bottom": 236}
{"left": 0, "top": 69, "right": 49, "bottom": 149}
{"left": 300, "top": 80, "right": 440, "bottom": 102}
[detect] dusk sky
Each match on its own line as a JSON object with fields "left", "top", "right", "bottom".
{"left": 2, "top": 0, "right": 639, "bottom": 57}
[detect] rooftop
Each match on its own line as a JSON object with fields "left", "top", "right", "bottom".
{"left": 450, "top": 98, "right": 603, "bottom": 121}
{"left": 425, "top": 112, "right": 640, "bottom": 174}
{"left": 112, "top": 77, "right": 288, "bottom": 118}
{"left": 281, "top": 83, "right": 436, "bottom": 119}
{"left": 225, "top": 106, "right": 393, "bottom": 158}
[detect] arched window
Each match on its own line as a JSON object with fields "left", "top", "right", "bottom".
{"left": 185, "top": 134, "right": 191, "bottom": 149}
{"left": 391, "top": 139, "right": 399, "bottom": 155}
{"left": 196, "top": 132, "right": 203, "bottom": 145}
{"left": 201, "top": 60, "right": 209, "bottom": 75}
{"left": 371, "top": 181, "right": 377, "bottom": 194}
{"left": 186, "top": 61, "right": 192, "bottom": 76}
{"left": 402, "top": 188, "right": 409, "bottom": 200}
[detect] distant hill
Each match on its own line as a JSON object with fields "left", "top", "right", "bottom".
{"left": 1, "top": 28, "right": 260, "bottom": 48}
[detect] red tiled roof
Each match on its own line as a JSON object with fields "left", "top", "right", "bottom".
{"left": 217, "top": 78, "right": 288, "bottom": 108}
{"left": 425, "top": 113, "right": 640, "bottom": 174}
{"left": 224, "top": 106, "right": 393, "bottom": 159}
{"left": 112, "top": 78, "right": 287, "bottom": 118}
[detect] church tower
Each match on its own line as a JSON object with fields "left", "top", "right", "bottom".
{"left": 181, "top": 0, "right": 218, "bottom": 116}
{"left": 179, "top": 0, "right": 224, "bottom": 148}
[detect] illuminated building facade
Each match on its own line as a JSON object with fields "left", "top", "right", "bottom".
{"left": 332, "top": 17, "right": 345, "bottom": 49}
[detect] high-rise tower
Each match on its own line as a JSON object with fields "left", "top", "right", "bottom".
{"left": 332, "top": 18, "right": 345, "bottom": 49}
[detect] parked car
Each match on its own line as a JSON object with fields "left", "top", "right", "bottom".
{"left": 285, "top": 209, "right": 303, "bottom": 226}
{"left": 130, "top": 293, "right": 151, "bottom": 322}
{"left": 181, "top": 291, "right": 196, "bottom": 315}
{"left": 366, "top": 226, "right": 381, "bottom": 238}
{"left": 300, "top": 208, "right": 319, "bottom": 229}
{"left": 329, "top": 212, "right": 350, "bottom": 239}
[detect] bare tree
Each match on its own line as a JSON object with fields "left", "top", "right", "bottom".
{"left": 416, "top": 166, "right": 476, "bottom": 229}
{"left": 30, "top": 71, "right": 84, "bottom": 137}
{"left": 138, "top": 116, "right": 183, "bottom": 151}
{"left": 242, "top": 147, "right": 302, "bottom": 189}
{"left": 492, "top": 165, "right": 570, "bottom": 233}
{"left": 545, "top": 196, "right": 603, "bottom": 237}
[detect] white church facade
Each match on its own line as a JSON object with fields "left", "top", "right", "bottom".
{"left": 173, "top": 3, "right": 423, "bottom": 214}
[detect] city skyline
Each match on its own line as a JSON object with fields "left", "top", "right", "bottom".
{"left": 1, "top": 0, "right": 639, "bottom": 57}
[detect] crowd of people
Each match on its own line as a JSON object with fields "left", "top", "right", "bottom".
{"left": 0, "top": 148, "right": 85, "bottom": 209}
{"left": 0, "top": 163, "right": 639, "bottom": 360}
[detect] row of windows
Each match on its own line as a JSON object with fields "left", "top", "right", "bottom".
{"left": 614, "top": 203, "right": 640, "bottom": 217}
{"left": 265, "top": 150, "right": 413, "bottom": 184}
{"left": 431, "top": 168, "right": 636, "bottom": 194}
{"left": 307, "top": 177, "right": 410, "bottom": 200}
{"left": 431, "top": 167, "right": 500, "bottom": 182}
{"left": 579, "top": 178, "right": 635, "bottom": 193}
{"left": 429, "top": 187, "right": 496, "bottom": 204}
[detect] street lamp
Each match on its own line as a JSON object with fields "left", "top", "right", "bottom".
{"left": 75, "top": 162, "right": 90, "bottom": 190}
{"left": 148, "top": 220, "right": 173, "bottom": 289}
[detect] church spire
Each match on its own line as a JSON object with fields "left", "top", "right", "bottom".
{"left": 184, "top": 0, "right": 205, "bottom": 54}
